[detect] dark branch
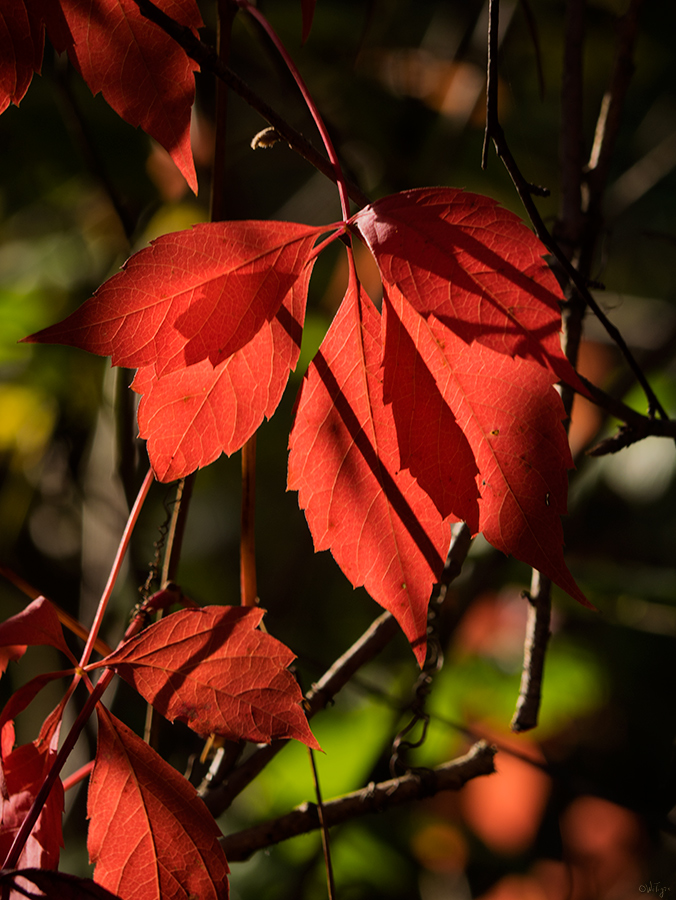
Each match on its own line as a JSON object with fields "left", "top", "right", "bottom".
{"left": 480, "top": 1, "right": 667, "bottom": 422}
{"left": 511, "top": 574, "right": 552, "bottom": 732}
{"left": 220, "top": 740, "right": 497, "bottom": 861}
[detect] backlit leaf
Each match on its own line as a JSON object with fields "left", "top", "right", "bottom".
{"left": 384, "top": 288, "right": 589, "bottom": 606}
{"left": 96, "top": 606, "right": 320, "bottom": 747}
{"left": 352, "top": 188, "right": 586, "bottom": 391}
{"left": 25, "top": 221, "right": 326, "bottom": 377}
{"left": 288, "top": 265, "right": 453, "bottom": 666}
{"left": 131, "top": 264, "right": 311, "bottom": 481}
{"left": 88, "top": 707, "right": 229, "bottom": 900}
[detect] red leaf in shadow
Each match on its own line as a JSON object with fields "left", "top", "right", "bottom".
{"left": 45, "top": 0, "right": 202, "bottom": 192}
{"left": 0, "top": 1, "right": 43, "bottom": 114}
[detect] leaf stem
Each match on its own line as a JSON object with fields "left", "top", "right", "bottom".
{"left": 236, "top": 0, "right": 351, "bottom": 223}
{"left": 79, "top": 468, "right": 154, "bottom": 670}
{"left": 240, "top": 434, "right": 258, "bottom": 607}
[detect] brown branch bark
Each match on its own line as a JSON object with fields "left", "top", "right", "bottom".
{"left": 220, "top": 740, "right": 497, "bottom": 861}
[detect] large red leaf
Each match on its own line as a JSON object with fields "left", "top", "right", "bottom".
{"left": 24, "top": 221, "right": 326, "bottom": 377}
{"left": 88, "top": 707, "right": 229, "bottom": 900}
{"left": 0, "top": 719, "right": 64, "bottom": 872}
{"left": 131, "top": 264, "right": 311, "bottom": 481}
{"left": 0, "top": 1, "right": 43, "bottom": 114}
{"left": 384, "top": 288, "right": 589, "bottom": 606}
{"left": 44, "top": 0, "right": 202, "bottom": 192}
{"left": 288, "top": 265, "right": 453, "bottom": 666}
{"left": 352, "top": 188, "right": 586, "bottom": 391}
{"left": 96, "top": 606, "right": 319, "bottom": 747}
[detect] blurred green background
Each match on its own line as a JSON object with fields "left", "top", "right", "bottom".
{"left": 1, "top": 0, "right": 676, "bottom": 898}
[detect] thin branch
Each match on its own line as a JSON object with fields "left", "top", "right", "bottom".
{"left": 511, "top": 573, "right": 552, "bottom": 732}
{"left": 557, "top": 0, "right": 586, "bottom": 251}
{"left": 308, "top": 748, "right": 336, "bottom": 899}
{"left": 220, "top": 740, "right": 497, "bottom": 861}
{"left": 199, "top": 523, "right": 473, "bottom": 815}
{"left": 480, "top": 1, "right": 668, "bottom": 422}
{"left": 132, "top": 0, "right": 369, "bottom": 208}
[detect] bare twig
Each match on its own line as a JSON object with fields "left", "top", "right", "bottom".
{"left": 199, "top": 523, "right": 473, "bottom": 814}
{"left": 220, "top": 740, "right": 497, "bottom": 861}
{"left": 480, "top": 0, "right": 668, "bottom": 422}
{"left": 511, "top": 573, "right": 552, "bottom": 732}
{"left": 132, "top": 0, "right": 369, "bottom": 208}
{"left": 308, "top": 748, "right": 336, "bottom": 899}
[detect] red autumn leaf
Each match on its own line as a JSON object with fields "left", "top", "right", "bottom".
{"left": 44, "top": 0, "right": 202, "bottom": 192}
{"left": 352, "top": 187, "right": 587, "bottom": 392}
{"left": 288, "top": 264, "right": 453, "bottom": 666}
{"left": 0, "top": 719, "right": 64, "bottom": 871}
{"left": 95, "top": 606, "right": 320, "bottom": 747}
{"left": 88, "top": 707, "right": 229, "bottom": 900}
{"left": 24, "top": 221, "right": 327, "bottom": 377}
{"left": 381, "top": 289, "right": 480, "bottom": 530}
{"left": 384, "top": 288, "right": 589, "bottom": 606}
{"left": 0, "top": 869, "right": 124, "bottom": 900}
{"left": 0, "top": 596, "right": 75, "bottom": 663}
{"left": 0, "top": 1, "right": 43, "bottom": 114}
{"left": 131, "top": 263, "right": 312, "bottom": 481}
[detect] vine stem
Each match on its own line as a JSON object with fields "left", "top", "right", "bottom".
{"left": 79, "top": 467, "right": 154, "bottom": 670}
{"left": 237, "top": 0, "right": 351, "bottom": 223}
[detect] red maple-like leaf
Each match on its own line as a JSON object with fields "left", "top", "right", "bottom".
{"left": 0, "top": 719, "right": 64, "bottom": 872}
{"left": 95, "top": 606, "right": 320, "bottom": 747}
{"left": 352, "top": 187, "right": 587, "bottom": 392}
{"left": 88, "top": 707, "right": 229, "bottom": 900}
{"left": 0, "top": 1, "right": 43, "bottom": 114}
{"left": 384, "top": 288, "right": 590, "bottom": 607}
{"left": 131, "top": 264, "right": 312, "bottom": 481}
{"left": 288, "top": 263, "right": 453, "bottom": 666}
{"left": 41, "top": 0, "right": 202, "bottom": 192}
{"left": 24, "top": 221, "right": 327, "bottom": 377}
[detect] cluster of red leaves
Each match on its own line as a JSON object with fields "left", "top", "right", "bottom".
{"left": 0, "top": 597, "right": 318, "bottom": 898}
{"left": 26, "top": 188, "right": 591, "bottom": 668}
{"left": 2, "top": 2, "right": 590, "bottom": 897}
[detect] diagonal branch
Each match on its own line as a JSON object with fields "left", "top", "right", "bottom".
{"left": 132, "top": 0, "right": 369, "bottom": 208}
{"left": 220, "top": 740, "right": 496, "bottom": 861}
